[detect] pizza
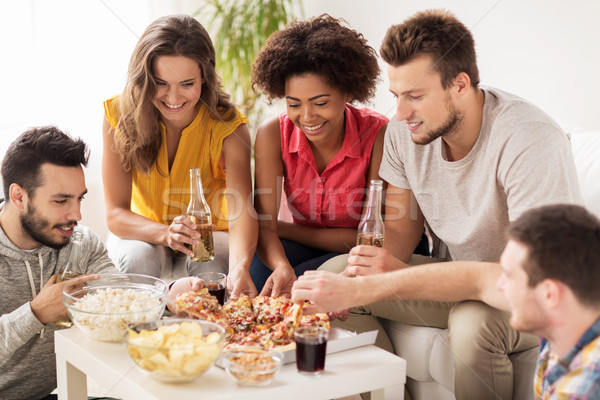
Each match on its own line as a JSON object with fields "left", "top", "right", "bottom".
{"left": 176, "top": 289, "right": 229, "bottom": 328}
{"left": 251, "top": 295, "right": 292, "bottom": 325}
{"left": 300, "top": 312, "right": 331, "bottom": 330}
{"left": 224, "top": 295, "right": 255, "bottom": 329}
{"left": 176, "top": 290, "right": 329, "bottom": 352}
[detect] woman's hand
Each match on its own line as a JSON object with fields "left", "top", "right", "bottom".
{"left": 227, "top": 268, "right": 258, "bottom": 299}
{"left": 260, "top": 265, "right": 297, "bottom": 298}
{"left": 166, "top": 215, "right": 201, "bottom": 257}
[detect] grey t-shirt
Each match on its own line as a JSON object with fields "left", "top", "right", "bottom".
{"left": 0, "top": 225, "right": 117, "bottom": 400}
{"left": 380, "top": 86, "right": 583, "bottom": 261}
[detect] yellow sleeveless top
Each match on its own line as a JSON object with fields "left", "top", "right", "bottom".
{"left": 104, "top": 95, "right": 248, "bottom": 231}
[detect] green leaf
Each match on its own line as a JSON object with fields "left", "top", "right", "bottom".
{"left": 193, "top": 0, "right": 302, "bottom": 131}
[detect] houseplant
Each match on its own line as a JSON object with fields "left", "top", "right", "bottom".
{"left": 194, "top": 0, "right": 302, "bottom": 131}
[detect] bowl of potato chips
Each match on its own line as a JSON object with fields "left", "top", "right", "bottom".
{"left": 125, "top": 318, "right": 226, "bottom": 382}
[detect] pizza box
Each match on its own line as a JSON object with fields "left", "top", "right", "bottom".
{"left": 216, "top": 327, "right": 377, "bottom": 367}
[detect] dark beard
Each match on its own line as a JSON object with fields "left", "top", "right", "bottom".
{"left": 413, "top": 106, "right": 463, "bottom": 146}
{"left": 20, "top": 204, "right": 74, "bottom": 250}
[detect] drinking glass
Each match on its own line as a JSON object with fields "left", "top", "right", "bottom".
{"left": 294, "top": 326, "right": 329, "bottom": 375}
{"left": 196, "top": 272, "right": 227, "bottom": 305}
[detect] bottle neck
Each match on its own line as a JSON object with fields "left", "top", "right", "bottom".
{"left": 364, "top": 185, "right": 383, "bottom": 220}
{"left": 61, "top": 231, "right": 82, "bottom": 276}
{"left": 189, "top": 169, "right": 207, "bottom": 203}
{"left": 188, "top": 169, "right": 211, "bottom": 218}
{"left": 69, "top": 232, "right": 82, "bottom": 260}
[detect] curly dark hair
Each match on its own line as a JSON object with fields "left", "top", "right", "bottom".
{"left": 252, "top": 14, "right": 380, "bottom": 103}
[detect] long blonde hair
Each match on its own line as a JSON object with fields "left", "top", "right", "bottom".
{"left": 115, "top": 14, "right": 236, "bottom": 174}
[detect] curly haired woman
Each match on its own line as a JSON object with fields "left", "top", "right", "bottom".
{"left": 250, "top": 14, "right": 391, "bottom": 297}
{"left": 102, "top": 15, "right": 258, "bottom": 297}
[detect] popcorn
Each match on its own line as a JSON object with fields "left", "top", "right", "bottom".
{"left": 68, "top": 288, "right": 164, "bottom": 342}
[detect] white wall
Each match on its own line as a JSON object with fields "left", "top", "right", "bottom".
{"left": 1, "top": 0, "right": 598, "bottom": 239}
{"left": 0, "top": 0, "right": 201, "bottom": 239}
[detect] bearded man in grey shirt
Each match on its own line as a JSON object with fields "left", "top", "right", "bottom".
{"left": 0, "top": 126, "right": 199, "bottom": 400}
{"left": 306, "top": 9, "right": 583, "bottom": 400}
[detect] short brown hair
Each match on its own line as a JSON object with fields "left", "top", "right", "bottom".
{"left": 380, "top": 9, "right": 479, "bottom": 89}
{"left": 508, "top": 204, "right": 600, "bottom": 307}
{"left": 2, "top": 126, "right": 89, "bottom": 199}
{"left": 252, "top": 14, "right": 380, "bottom": 103}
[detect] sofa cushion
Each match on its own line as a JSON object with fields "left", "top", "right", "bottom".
{"left": 382, "top": 319, "right": 538, "bottom": 400}
{"left": 381, "top": 319, "right": 453, "bottom": 386}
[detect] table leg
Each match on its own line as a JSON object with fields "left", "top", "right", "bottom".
{"left": 56, "top": 354, "right": 88, "bottom": 400}
{"left": 371, "top": 388, "right": 384, "bottom": 400}
{"left": 371, "top": 384, "right": 405, "bottom": 400}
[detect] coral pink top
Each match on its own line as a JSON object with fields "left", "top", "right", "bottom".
{"left": 280, "top": 104, "right": 388, "bottom": 228}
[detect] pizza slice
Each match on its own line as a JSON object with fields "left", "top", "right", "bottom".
{"left": 267, "top": 302, "right": 304, "bottom": 344}
{"left": 300, "top": 312, "right": 331, "bottom": 330}
{"left": 224, "top": 329, "right": 265, "bottom": 352}
{"left": 251, "top": 295, "right": 292, "bottom": 326}
{"left": 175, "top": 289, "right": 229, "bottom": 329}
{"left": 224, "top": 295, "right": 255, "bottom": 331}
{"left": 220, "top": 296, "right": 330, "bottom": 353}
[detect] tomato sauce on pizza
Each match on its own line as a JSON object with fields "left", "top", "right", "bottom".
{"left": 176, "top": 290, "right": 330, "bottom": 352}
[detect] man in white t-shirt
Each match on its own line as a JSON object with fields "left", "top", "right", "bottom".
{"left": 312, "top": 9, "right": 582, "bottom": 400}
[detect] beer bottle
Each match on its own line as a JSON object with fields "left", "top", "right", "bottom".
{"left": 187, "top": 168, "right": 215, "bottom": 262}
{"left": 57, "top": 230, "right": 83, "bottom": 282}
{"left": 55, "top": 230, "right": 83, "bottom": 327}
{"left": 356, "top": 179, "right": 384, "bottom": 247}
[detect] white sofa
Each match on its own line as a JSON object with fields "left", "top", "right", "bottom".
{"left": 382, "top": 129, "right": 600, "bottom": 400}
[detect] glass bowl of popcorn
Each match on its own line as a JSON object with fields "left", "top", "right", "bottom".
{"left": 63, "top": 273, "right": 168, "bottom": 342}
{"left": 222, "top": 350, "right": 283, "bottom": 386}
{"left": 125, "top": 318, "right": 226, "bottom": 382}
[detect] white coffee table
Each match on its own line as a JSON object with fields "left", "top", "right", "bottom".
{"left": 55, "top": 328, "right": 406, "bottom": 400}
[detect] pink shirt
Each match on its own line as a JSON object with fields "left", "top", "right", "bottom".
{"left": 280, "top": 104, "right": 388, "bottom": 228}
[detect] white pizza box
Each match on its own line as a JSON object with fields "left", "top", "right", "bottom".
{"left": 216, "top": 327, "right": 377, "bottom": 368}
{"left": 281, "top": 327, "right": 378, "bottom": 364}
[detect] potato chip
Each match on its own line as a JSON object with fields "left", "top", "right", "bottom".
{"left": 126, "top": 321, "right": 223, "bottom": 381}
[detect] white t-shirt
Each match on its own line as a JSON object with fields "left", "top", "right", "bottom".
{"left": 380, "top": 86, "right": 583, "bottom": 261}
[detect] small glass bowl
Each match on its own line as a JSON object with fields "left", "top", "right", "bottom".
{"left": 222, "top": 350, "right": 283, "bottom": 386}
{"left": 63, "top": 273, "right": 168, "bottom": 342}
{"left": 125, "top": 318, "right": 225, "bottom": 383}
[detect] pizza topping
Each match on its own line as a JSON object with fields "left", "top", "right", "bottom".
{"left": 176, "top": 291, "right": 329, "bottom": 352}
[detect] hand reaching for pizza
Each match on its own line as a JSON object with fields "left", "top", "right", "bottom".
{"left": 227, "top": 267, "right": 258, "bottom": 299}
{"left": 260, "top": 265, "right": 296, "bottom": 298}
{"left": 291, "top": 270, "right": 365, "bottom": 314}
{"left": 166, "top": 276, "right": 203, "bottom": 314}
